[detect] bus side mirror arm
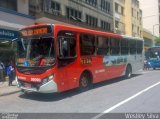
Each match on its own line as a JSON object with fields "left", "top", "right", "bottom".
{"left": 12, "top": 38, "right": 21, "bottom": 42}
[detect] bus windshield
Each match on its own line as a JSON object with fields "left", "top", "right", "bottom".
{"left": 146, "top": 47, "right": 160, "bottom": 59}
{"left": 16, "top": 37, "right": 55, "bottom": 67}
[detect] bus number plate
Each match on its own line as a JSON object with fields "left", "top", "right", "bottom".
{"left": 24, "top": 83, "right": 32, "bottom": 88}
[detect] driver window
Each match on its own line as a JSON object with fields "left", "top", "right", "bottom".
{"left": 58, "top": 31, "right": 76, "bottom": 58}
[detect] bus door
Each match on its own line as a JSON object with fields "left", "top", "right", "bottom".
{"left": 57, "top": 31, "right": 78, "bottom": 91}
{"left": 129, "top": 39, "right": 138, "bottom": 71}
{"left": 136, "top": 40, "right": 144, "bottom": 70}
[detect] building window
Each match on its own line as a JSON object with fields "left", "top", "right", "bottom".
{"left": 115, "top": 3, "right": 118, "bottom": 13}
{"left": 101, "top": 20, "right": 111, "bottom": 31}
{"left": 0, "top": 0, "right": 17, "bottom": 11}
{"left": 51, "top": 1, "right": 61, "bottom": 15}
{"left": 66, "top": 7, "right": 82, "bottom": 21}
{"left": 86, "top": 15, "right": 98, "bottom": 27}
{"left": 115, "top": 3, "right": 124, "bottom": 15}
{"left": 121, "top": 7, "right": 124, "bottom": 15}
{"left": 132, "top": 8, "right": 137, "bottom": 18}
{"left": 115, "top": 20, "right": 119, "bottom": 29}
{"left": 100, "top": 0, "right": 110, "bottom": 13}
{"left": 85, "top": 0, "right": 97, "bottom": 7}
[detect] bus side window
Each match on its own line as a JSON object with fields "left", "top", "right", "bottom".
{"left": 110, "top": 37, "right": 120, "bottom": 55}
{"left": 97, "top": 36, "right": 110, "bottom": 55}
{"left": 137, "top": 40, "right": 143, "bottom": 54}
{"left": 121, "top": 38, "right": 129, "bottom": 55}
{"left": 129, "top": 39, "right": 136, "bottom": 54}
{"left": 80, "top": 34, "right": 96, "bottom": 56}
{"left": 58, "top": 31, "right": 76, "bottom": 58}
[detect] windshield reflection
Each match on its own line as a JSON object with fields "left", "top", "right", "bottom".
{"left": 16, "top": 37, "right": 55, "bottom": 67}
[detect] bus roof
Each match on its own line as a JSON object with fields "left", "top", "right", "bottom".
{"left": 21, "top": 23, "right": 122, "bottom": 38}
{"left": 21, "top": 24, "right": 144, "bottom": 40}
{"left": 54, "top": 24, "right": 123, "bottom": 38}
{"left": 121, "top": 35, "right": 144, "bottom": 41}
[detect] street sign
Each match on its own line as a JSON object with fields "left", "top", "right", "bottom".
{"left": 0, "top": 28, "right": 19, "bottom": 40}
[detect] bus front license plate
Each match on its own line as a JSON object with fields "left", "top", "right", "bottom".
{"left": 24, "top": 83, "right": 31, "bottom": 88}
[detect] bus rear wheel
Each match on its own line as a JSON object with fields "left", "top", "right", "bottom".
{"left": 125, "top": 65, "right": 132, "bottom": 79}
{"left": 79, "top": 72, "right": 92, "bottom": 91}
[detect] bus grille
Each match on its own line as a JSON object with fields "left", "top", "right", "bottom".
{"left": 17, "top": 67, "right": 49, "bottom": 75}
{"left": 18, "top": 80, "right": 41, "bottom": 89}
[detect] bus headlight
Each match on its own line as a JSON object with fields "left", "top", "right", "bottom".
{"left": 42, "top": 74, "right": 54, "bottom": 85}
{"left": 49, "top": 75, "right": 54, "bottom": 80}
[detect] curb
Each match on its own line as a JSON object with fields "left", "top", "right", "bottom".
{"left": 0, "top": 81, "right": 20, "bottom": 97}
{"left": 0, "top": 90, "right": 20, "bottom": 97}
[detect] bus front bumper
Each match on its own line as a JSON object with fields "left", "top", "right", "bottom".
{"left": 16, "top": 78, "right": 58, "bottom": 93}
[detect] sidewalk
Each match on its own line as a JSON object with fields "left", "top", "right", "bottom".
{"left": 0, "top": 80, "right": 20, "bottom": 97}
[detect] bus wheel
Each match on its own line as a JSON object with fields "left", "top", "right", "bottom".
{"left": 79, "top": 73, "right": 92, "bottom": 91}
{"left": 125, "top": 65, "right": 132, "bottom": 79}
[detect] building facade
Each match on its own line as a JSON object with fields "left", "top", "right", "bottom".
{"left": 29, "top": 0, "right": 114, "bottom": 32}
{"left": 143, "top": 29, "right": 155, "bottom": 50}
{"left": 0, "top": 0, "right": 34, "bottom": 31}
{"left": 113, "top": 0, "right": 125, "bottom": 35}
{"left": 139, "top": 0, "right": 160, "bottom": 37}
{"left": 113, "top": 0, "right": 142, "bottom": 37}
{"left": 0, "top": 0, "right": 35, "bottom": 63}
{"left": 125, "top": 0, "right": 143, "bottom": 37}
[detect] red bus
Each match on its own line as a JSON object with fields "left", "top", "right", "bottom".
{"left": 15, "top": 24, "right": 144, "bottom": 93}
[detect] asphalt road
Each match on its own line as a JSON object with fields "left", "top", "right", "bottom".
{"left": 0, "top": 70, "right": 160, "bottom": 115}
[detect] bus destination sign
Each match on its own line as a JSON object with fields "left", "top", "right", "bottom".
{"left": 20, "top": 26, "right": 52, "bottom": 37}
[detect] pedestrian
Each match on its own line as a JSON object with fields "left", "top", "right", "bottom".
{"left": 144, "top": 58, "right": 149, "bottom": 70}
{"left": 7, "top": 62, "right": 14, "bottom": 86}
{"left": 0, "top": 61, "right": 5, "bottom": 81}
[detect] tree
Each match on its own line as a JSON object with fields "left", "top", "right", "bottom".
{"left": 155, "top": 37, "right": 160, "bottom": 46}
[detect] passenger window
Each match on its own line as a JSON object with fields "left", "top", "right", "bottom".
{"left": 121, "top": 38, "right": 129, "bottom": 55}
{"left": 129, "top": 39, "right": 136, "bottom": 54}
{"left": 110, "top": 38, "right": 120, "bottom": 55}
{"left": 80, "top": 34, "right": 96, "bottom": 56}
{"left": 97, "top": 36, "right": 110, "bottom": 55}
{"left": 137, "top": 40, "right": 143, "bottom": 54}
{"left": 58, "top": 31, "right": 76, "bottom": 58}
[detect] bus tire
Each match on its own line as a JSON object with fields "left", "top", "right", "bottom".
{"left": 125, "top": 65, "right": 132, "bottom": 79}
{"left": 79, "top": 72, "right": 92, "bottom": 92}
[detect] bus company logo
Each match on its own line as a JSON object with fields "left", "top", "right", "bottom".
{"left": 95, "top": 69, "right": 105, "bottom": 74}
{"left": 31, "top": 78, "right": 41, "bottom": 82}
{"left": 17, "top": 76, "right": 26, "bottom": 80}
